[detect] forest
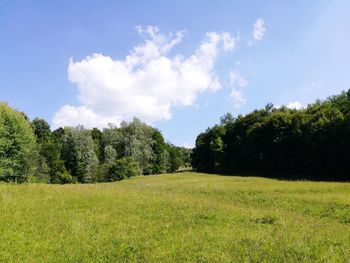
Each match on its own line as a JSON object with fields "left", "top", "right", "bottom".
{"left": 1, "top": 89, "right": 350, "bottom": 183}
{"left": 0, "top": 104, "right": 190, "bottom": 183}
{"left": 191, "top": 89, "right": 350, "bottom": 181}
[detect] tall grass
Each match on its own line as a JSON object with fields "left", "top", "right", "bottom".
{"left": 0, "top": 173, "right": 349, "bottom": 262}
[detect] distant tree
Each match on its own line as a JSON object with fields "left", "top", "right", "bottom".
{"left": 264, "top": 102, "right": 274, "bottom": 113}
{"left": 165, "top": 143, "right": 184, "bottom": 173}
{"left": 178, "top": 147, "right": 192, "bottom": 165}
{"left": 220, "top": 112, "right": 234, "bottom": 125}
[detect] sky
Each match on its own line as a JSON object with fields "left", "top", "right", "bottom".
{"left": 1, "top": 1, "right": 350, "bottom": 147}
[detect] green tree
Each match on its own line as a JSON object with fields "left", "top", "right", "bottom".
{"left": 120, "top": 118, "right": 155, "bottom": 174}
{"left": 0, "top": 103, "right": 38, "bottom": 182}
{"left": 60, "top": 126, "right": 99, "bottom": 183}
{"left": 165, "top": 143, "right": 184, "bottom": 173}
{"left": 31, "top": 118, "right": 51, "bottom": 142}
{"left": 151, "top": 129, "right": 167, "bottom": 174}
{"left": 107, "top": 157, "right": 140, "bottom": 181}
{"left": 104, "top": 145, "right": 117, "bottom": 164}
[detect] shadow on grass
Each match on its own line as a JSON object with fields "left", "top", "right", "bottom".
{"left": 196, "top": 170, "right": 350, "bottom": 183}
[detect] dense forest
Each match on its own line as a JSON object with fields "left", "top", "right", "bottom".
{"left": 191, "top": 89, "right": 350, "bottom": 181}
{"left": 0, "top": 102, "right": 190, "bottom": 183}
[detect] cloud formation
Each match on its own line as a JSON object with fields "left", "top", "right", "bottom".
{"left": 53, "top": 26, "right": 236, "bottom": 128}
{"left": 274, "top": 101, "right": 304, "bottom": 110}
{"left": 248, "top": 18, "right": 266, "bottom": 46}
{"left": 230, "top": 89, "right": 246, "bottom": 108}
{"left": 229, "top": 71, "right": 247, "bottom": 107}
{"left": 253, "top": 18, "right": 266, "bottom": 41}
{"left": 286, "top": 101, "right": 303, "bottom": 110}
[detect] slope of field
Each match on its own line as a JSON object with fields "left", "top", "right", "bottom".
{"left": 0, "top": 173, "right": 349, "bottom": 262}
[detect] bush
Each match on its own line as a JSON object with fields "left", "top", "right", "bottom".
{"left": 107, "top": 157, "right": 140, "bottom": 181}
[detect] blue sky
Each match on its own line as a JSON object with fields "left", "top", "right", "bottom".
{"left": 1, "top": 1, "right": 350, "bottom": 147}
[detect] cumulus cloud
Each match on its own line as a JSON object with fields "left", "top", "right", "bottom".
{"left": 229, "top": 71, "right": 247, "bottom": 107}
{"left": 52, "top": 26, "right": 236, "bottom": 128}
{"left": 274, "top": 101, "right": 304, "bottom": 110}
{"left": 52, "top": 105, "right": 122, "bottom": 129}
{"left": 286, "top": 101, "right": 303, "bottom": 110}
{"left": 248, "top": 18, "right": 266, "bottom": 46}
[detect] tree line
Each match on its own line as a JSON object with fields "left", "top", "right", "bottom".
{"left": 0, "top": 103, "right": 190, "bottom": 183}
{"left": 191, "top": 89, "right": 350, "bottom": 181}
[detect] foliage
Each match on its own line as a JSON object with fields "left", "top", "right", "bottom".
{"left": 31, "top": 117, "right": 51, "bottom": 142}
{"left": 1, "top": 102, "right": 191, "bottom": 184}
{"left": 192, "top": 89, "right": 350, "bottom": 180}
{"left": 0, "top": 103, "right": 38, "bottom": 182}
{"left": 59, "top": 126, "right": 99, "bottom": 183}
{"left": 120, "top": 119, "right": 155, "bottom": 174}
{"left": 107, "top": 157, "right": 140, "bottom": 181}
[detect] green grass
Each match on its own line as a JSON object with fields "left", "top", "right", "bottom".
{"left": 0, "top": 173, "right": 349, "bottom": 262}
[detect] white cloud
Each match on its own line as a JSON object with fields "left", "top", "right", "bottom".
{"left": 53, "top": 26, "right": 236, "bottom": 129}
{"left": 230, "top": 89, "right": 246, "bottom": 108}
{"left": 229, "top": 71, "right": 247, "bottom": 88}
{"left": 248, "top": 18, "right": 266, "bottom": 46}
{"left": 286, "top": 101, "right": 303, "bottom": 110}
{"left": 274, "top": 101, "right": 304, "bottom": 110}
{"left": 229, "top": 71, "right": 247, "bottom": 108}
{"left": 253, "top": 18, "right": 266, "bottom": 41}
{"left": 53, "top": 105, "right": 122, "bottom": 128}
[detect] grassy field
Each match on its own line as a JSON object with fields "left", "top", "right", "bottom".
{"left": 0, "top": 173, "right": 349, "bottom": 262}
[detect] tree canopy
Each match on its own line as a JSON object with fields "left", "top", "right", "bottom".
{"left": 191, "top": 89, "right": 350, "bottom": 181}
{"left": 0, "top": 106, "right": 190, "bottom": 183}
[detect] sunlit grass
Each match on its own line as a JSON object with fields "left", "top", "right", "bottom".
{"left": 0, "top": 173, "right": 349, "bottom": 262}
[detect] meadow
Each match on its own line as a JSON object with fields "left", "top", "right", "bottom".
{"left": 0, "top": 172, "right": 349, "bottom": 262}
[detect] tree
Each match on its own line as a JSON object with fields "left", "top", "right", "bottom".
{"left": 91, "top": 127, "right": 104, "bottom": 162}
{"left": 150, "top": 129, "right": 167, "bottom": 174}
{"left": 60, "top": 126, "right": 99, "bottom": 183}
{"left": 191, "top": 125, "right": 225, "bottom": 173}
{"left": 104, "top": 145, "right": 117, "bottom": 164}
{"left": 165, "top": 143, "right": 184, "bottom": 173}
{"left": 31, "top": 118, "right": 51, "bottom": 142}
{"left": 191, "top": 89, "right": 350, "bottom": 180}
{"left": 120, "top": 118, "right": 155, "bottom": 174}
{"left": 102, "top": 124, "right": 124, "bottom": 161}
{"left": 107, "top": 157, "right": 140, "bottom": 181}
{"left": 31, "top": 118, "right": 72, "bottom": 183}
{"left": 40, "top": 140, "right": 74, "bottom": 184}
{"left": 0, "top": 103, "right": 38, "bottom": 182}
